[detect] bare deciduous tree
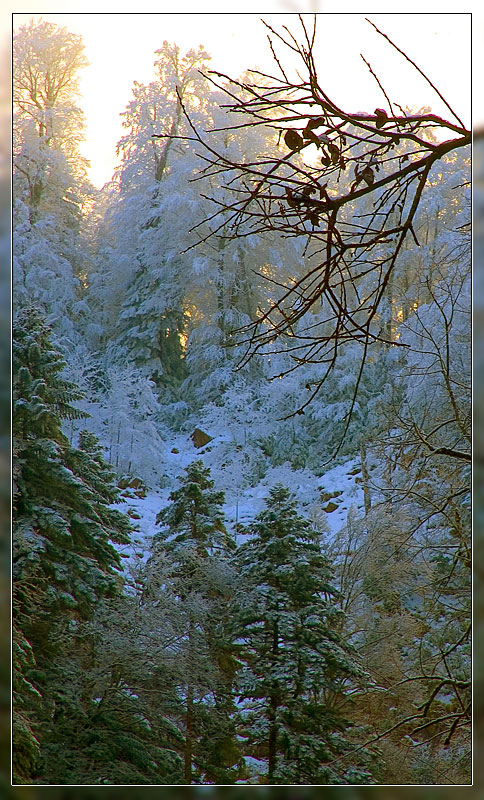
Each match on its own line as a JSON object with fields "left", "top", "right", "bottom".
{"left": 165, "top": 15, "right": 470, "bottom": 435}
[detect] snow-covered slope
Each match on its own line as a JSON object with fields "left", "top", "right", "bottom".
{"left": 112, "top": 430, "right": 368, "bottom": 564}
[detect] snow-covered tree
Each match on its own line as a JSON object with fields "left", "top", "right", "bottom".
{"left": 371, "top": 249, "right": 471, "bottom": 764}
{"left": 38, "top": 587, "right": 185, "bottom": 785}
{"left": 89, "top": 43, "right": 212, "bottom": 388}
{"left": 12, "top": 309, "right": 132, "bottom": 783}
{"left": 13, "top": 18, "right": 91, "bottom": 232}
{"left": 235, "top": 485, "right": 375, "bottom": 784}
{"left": 93, "top": 52, "right": 299, "bottom": 409}
{"left": 144, "top": 461, "right": 240, "bottom": 783}
{"left": 324, "top": 209, "right": 471, "bottom": 781}
{"left": 13, "top": 19, "right": 94, "bottom": 350}
{"left": 13, "top": 199, "right": 88, "bottom": 349}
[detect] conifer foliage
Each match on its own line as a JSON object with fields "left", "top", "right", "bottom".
{"left": 13, "top": 309, "right": 131, "bottom": 783}
{"left": 235, "top": 486, "right": 375, "bottom": 784}
{"left": 145, "top": 461, "right": 240, "bottom": 783}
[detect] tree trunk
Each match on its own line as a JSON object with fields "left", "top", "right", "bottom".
{"left": 184, "top": 682, "right": 194, "bottom": 784}
{"left": 267, "top": 621, "right": 279, "bottom": 782}
{"left": 268, "top": 697, "right": 277, "bottom": 782}
{"left": 155, "top": 97, "right": 182, "bottom": 182}
{"left": 216, "top": 234, "right": 227, "bottom": 343}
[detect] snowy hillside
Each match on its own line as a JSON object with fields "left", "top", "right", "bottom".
{"left": 112, "top": 426, "right": 369, "bottom": 567}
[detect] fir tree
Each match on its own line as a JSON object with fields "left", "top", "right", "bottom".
{"left": 235, "top": 485, "right": 375, "bottom": 784}
{"left": 12, "top": 308, "right": 132, "bottom": 783}
{"left": 116, "top": 260, "right": 188, "bottom": 389}
{"left": 144, "top": 461, "right": 241, "bottom": 784}
{"left": 39, "top": 596, "right": 185, "bottom": 785}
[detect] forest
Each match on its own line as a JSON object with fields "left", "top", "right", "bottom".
{"left": 12, "top": 16, "right": 471, "bottom": 786}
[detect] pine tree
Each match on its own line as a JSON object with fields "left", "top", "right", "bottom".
{"left": 12, "top": 308, "right": 132, "bottom": 783}
{"left": 144, "top": 461, "right": 241, "bottom": 783}
{"left": 235, "top": 485, "right": 375, "bottom": 784}
{"left": 39, "top": 590, "right": 185, "bottom": 785}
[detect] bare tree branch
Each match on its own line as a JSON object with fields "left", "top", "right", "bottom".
{"left": 166, "top": 15, "right": 469, "bottom": 448}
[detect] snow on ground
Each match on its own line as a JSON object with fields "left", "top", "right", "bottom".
{"left": 112, "top": 488, "right": 163, "bottom": 563}
{"left": 312, "top": 456, "right": 366, "bottom": 536}
{"left": 238, "top": 755, "right": 268, "bottom": 784}
{"left": 112, "top": 430, "right": 369, "bottom": 565}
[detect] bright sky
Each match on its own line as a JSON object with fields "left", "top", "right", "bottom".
{"left": 12, "top": 5, "right": 473, "bottom": 188}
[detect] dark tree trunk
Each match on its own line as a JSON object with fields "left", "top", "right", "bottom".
{"left": 184, "top": 682, "right": 194, "bottom": 784}
{"left": 267, "top": 620, "right": 279, "bottom": 782}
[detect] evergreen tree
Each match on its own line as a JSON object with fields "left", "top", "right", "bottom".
{"left": 98, "top": 55, "right": 289, "bottom": 404}
{"left": 116, "top": 258, "right": 189, "bottom": 389}
{"left": 39, "top": 589, "right": 185, "bottom": 785}
{"left": 13, "top": 308, "right": 132, "bottom": 783}
{"left": 144, "top": 461, "right": 241, "bottom": 783}
{"left": 98, "top": 43, "right": 212, "bottom": 391}
{"left": 235, "top": 485, "right": 375, "bottom": 784}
